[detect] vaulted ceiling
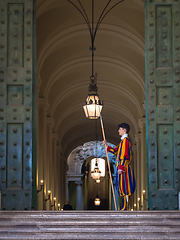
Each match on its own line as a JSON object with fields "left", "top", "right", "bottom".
{"left": 37, "top": 0, "right": 145, "bottom": 158}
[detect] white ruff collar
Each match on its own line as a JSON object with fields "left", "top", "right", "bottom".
{"left": 121, "top": 134, "right": 128, "bottom": 141}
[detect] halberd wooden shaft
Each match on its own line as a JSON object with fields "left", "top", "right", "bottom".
{"left": 100, "top": 114, "right": 117, "bottom": 211}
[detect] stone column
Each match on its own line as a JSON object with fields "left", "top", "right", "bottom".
{"left": 132, "top": 145, "right": 137, "bottom": 210}
{"left": 52, "top": 133, "right": 59, "bottom": 210}
{"left": 66, "top": 179, "right": 69, "bottom": 202}
{"left": 37, "top": 98, "right": 48, "bottom": 210}
{"left": 60, "top": 155, "right": 66, "bottom": 206}
{"left": 75, "top": 180, "right": 83, "bottom": 210}
{"left": 61, "top": 158, "right": 67, "bottom": 205}
{"left": 56, "top": 145, "right": 61, "bottom": 209}
{"left": 45, "top": 117, "right": 54, "bottom": 210}
{"left": 84, "top": 171, "right": 88, "bottom": 210}
{"left": 139, "top": 117, "right": 147, "bottom": 210}
{"left": 135, "top": 133, "right": 141, "bottom": 210}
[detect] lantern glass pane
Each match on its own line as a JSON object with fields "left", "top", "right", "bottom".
{"left": 91, "top": 168, "right": 101, "bottom": 180}
{"left": 94, "top": 198, "right": 101, "bottom": 206}
{"left": 83, "top": 105, "right": 88, "bottom": 117}
{"left": 87, "top": 104, "right": 96, "bottom": 118}
{"left": 83, "top": 94, "right": 103, "bottom": 119}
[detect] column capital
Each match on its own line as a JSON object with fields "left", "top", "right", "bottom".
{"left": 46, "top": 117, "right": 55, "bottom": 128}
{"left": 52, "top": 133, "right": 59, "bottom": 142}
{"left": 132, "top": 144, "right": 137, "bottom": 152}
{"left": 134, "top": 132, "right": 141, "bottom": 143}
{"left": 39, "top": 97, "right": 49, "bottom": 111}
{"left": 138, "top": 117, "right": 146, "bottom": 129}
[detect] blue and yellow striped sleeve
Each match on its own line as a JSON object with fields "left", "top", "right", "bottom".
{"left": 107, "top": 144, "right": 119, "bottom": 156}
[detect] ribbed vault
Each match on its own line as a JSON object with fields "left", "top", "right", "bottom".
{"left": 37, "top": 0, "right": 145, "bottom": 158}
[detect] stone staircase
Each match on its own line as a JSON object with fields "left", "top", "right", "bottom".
{"left": 0, "top": 211, "right": 180, "bottom": 239}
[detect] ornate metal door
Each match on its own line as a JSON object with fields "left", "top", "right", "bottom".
{"left": 0, "top": 0, "right": 36, "bottom": 210}
{"left": 145, "top": 0, "right": 180, "bottom": 210}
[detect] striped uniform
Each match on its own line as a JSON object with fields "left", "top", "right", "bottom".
{"left": 107, "top": 137, "right": 135, "bottom": 210}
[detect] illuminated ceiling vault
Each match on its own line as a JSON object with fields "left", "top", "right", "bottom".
{"left": 37, "top": 0, "right": 145, "bottom": 158}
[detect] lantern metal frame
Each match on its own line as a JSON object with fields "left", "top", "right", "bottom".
{"left": 94, "top": 195, "right": 101, "bottom": 206}
{"left": 91, "top": 161, "right": 101, "bottom": 180}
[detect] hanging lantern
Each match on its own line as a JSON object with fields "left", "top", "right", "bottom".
{"left": 83, "top": 93, "right": 103, "bottom": 119}
{"left": 94, "top": 196, "right": 101, "bottom": 206}
{"left": 91, "top": 157, "right": 101, "bottom": 180}
{"left": 83, "top": 74, "right": 103, "bottom": 119}
{"left": 96, "top": 179, "right": 100, "bottom": 183}
{"left": 91, "top": 167, "right": 101, "bottom": 180}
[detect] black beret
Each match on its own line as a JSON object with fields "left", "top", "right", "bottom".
{"left": 118, "top": 123, "right": 130, "bottom": 132}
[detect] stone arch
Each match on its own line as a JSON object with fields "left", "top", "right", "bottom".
{"left": 67, "top": 141, "right": 116, "bottom": 176}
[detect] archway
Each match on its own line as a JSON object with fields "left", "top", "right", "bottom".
{"left": 67, "top": 141, "right": 116, "bottom": 210}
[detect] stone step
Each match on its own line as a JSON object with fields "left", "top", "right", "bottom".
{"left": 0, "top": 211, "right": 180, "bottom": 239}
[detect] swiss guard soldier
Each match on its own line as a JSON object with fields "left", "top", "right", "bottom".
{"left": 103, "top": 123, "right": 136, "bottom": 210}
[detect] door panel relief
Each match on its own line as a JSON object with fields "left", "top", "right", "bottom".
{"left": 0, "top": 0, "right": 35, "bottom": 210}
{"left": 145, "top": 0, "right": 180, "bottom": 210}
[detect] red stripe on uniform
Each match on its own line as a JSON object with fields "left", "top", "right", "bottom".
{"left": 124, "top": 138, "right": 129, "bottom": 160}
